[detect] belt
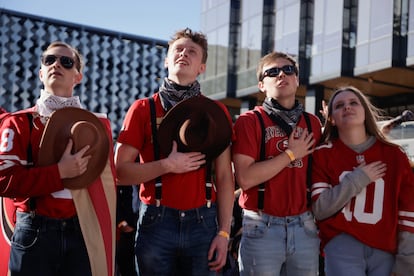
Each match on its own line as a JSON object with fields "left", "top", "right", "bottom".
{"left": 143, "top": 203, "right": 217, "bottom": 221}
{"left": 16, "top": 211, "right": 80, "bottom": 231}
{"left": 243, "top": 210, "right": 313, "bottom": 225}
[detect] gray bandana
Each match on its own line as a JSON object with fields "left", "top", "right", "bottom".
{"left": 158, "top": 78, "right": 201, "bottom": 111}
{"left": 262, "top": 97, "right": 304, "bottom": 129}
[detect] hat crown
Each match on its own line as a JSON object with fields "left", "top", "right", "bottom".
{"left": 38, "top": 107, "right": 109, "bottom": 189}
{"left": 158, "top": 96, "right": 231, "bottom": 160}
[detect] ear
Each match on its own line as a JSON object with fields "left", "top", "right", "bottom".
{"left": 39, "top": 68, "right": 44, "bottom": 81}
{"left": 74, "top": 72, "right": 83, "bottom": 85}
{"left": 197, "top": 63, "right": 206, "bottom": 75}
{"left": 164, "top": 57, "right": 168, "bottom": 68}
{"left": 258, "top": 81, "right": 265, "bottom": 93}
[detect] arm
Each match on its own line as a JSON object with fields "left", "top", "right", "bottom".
{"left": 0, "top": 115, "right": 64, "bottom": 197}
{"left": 115, "top": 141, "right": 206, "bottom": 185}
{"left": 207, "top": 146, "right": 234, "bottom": 271}
{"left": 394, "top": 231, "right": 414, "bottom": 275}
{"left": 394, "top": 152, "right": 414, "bottom": 275}
{"left": 234, "top": 128, "right": 315, "bottom": 190}
{"left": 313, "top": 161, "right": 386, "bottom": 220}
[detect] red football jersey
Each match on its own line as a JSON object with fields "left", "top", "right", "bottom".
{"left": 117, "top": 93, "right": 233, "bottom": 210}
{"left": 0, "top": 108, "right": 117, "bottom": 276}
{"left": 312, "top": 138, "right": 414, "bottom": 253}
{"left": 232, "top": 106, "right": 322, "bottom": 217}
{"left": 0, "top": 109, "right": 75, "bottom": 218}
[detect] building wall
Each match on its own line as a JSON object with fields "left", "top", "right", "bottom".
{"left": 0, "top": 9, "right": 169, "bottom": 140}
{"left": 200, "top": 0, "right": 414, "bottom": 120}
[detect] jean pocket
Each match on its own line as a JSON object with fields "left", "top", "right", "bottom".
{"left": 242, "top": 219, "right": 267, "bottom": 239}
{"left": 11, "top": 224, "right": 39, "bottom": 250}
{"left": 139, "top": 210, "right": 161, "bottom": 229}
{"left": 302, "top": 217, "right": 318, "bottom": 238}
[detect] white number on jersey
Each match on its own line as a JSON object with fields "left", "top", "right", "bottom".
{"left": 340, "top": 171, "right": 384, "bottom": 224}
{"left": 0, "top": 128, "right": 14, "bottom": 152}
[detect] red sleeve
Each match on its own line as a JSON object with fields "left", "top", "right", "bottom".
{"left": 117, "top": 97, "right": 151, "bottom": 151}
{"left": 0, "top": 113, "right": 63, "bottom": 198}
{"left": 396, "top": 147, "right": 414, "bottom": 233}
{"left": 232, "top": 108, "right": 261, "bottom": 160}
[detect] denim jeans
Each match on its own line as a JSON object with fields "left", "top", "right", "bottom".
{"left": 9, "top": 212, "right": 91, "bottom": 276}
{"left": 135, "top": 203, "right": 218, "bottom": 276}
{"left": 324, "top": 233, "right": 394, "bottom": 276}
{"left": 238, "top": 210, "right": 319, "bottom": 276}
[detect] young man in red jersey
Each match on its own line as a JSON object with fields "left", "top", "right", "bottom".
{"left": 115, "top": 28, "right": 234, "bottom": 275}
{"left": 232, "top": 52, "right": 322, "bottom": 275}
{"left": 0, "top": 41, "right": 116, "bottom": 276}
{"left": 312, "top": 86, "right": 414, "bottom": 275}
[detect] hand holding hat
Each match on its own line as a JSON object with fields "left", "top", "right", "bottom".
{"left": 38, "top": 107, "right": 110, "bottom": 189}
{"left": 158, "top": 96, "right": 232, "bottom": 161}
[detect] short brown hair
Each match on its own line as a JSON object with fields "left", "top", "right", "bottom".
{"left": 43, "top": 41, "right": 84, "bottom": 72}
{"left": 256, "top": 52, "right": 298, "bottom": 81}
{"left": 169, "top": 28, "right": 208, "bottom": 64}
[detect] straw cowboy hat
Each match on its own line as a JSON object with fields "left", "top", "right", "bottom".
{"left": 158, "top": 96, "right": 232, "bottom": 160}
{"left": 38, "top": 107, "right": 109, "bottom": 189}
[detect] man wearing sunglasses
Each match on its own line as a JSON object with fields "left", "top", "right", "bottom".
{"left": 232, "top": 52, "right": 322, "bottom": 275}
{"left": 0, "top": 41, "right": 116, "bottom": 276}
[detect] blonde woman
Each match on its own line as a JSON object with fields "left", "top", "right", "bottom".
{"left": 312, "top": 86, "right": 414, "bottom": 276}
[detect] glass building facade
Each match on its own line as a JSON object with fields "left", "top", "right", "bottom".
{"left": 200, "top": 0, "right": 414, "bottom": 119}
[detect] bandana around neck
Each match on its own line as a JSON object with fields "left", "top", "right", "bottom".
{"left": 262, "top": 97, "right": 304, "bottom": 129}
{"left": 158, "top": 78, "right": 201, "bottom": 111}
{"left": 36, "top": 89, "right": 83, "bottom": 121}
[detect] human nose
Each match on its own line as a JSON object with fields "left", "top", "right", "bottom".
{"left": 344, "top": 103, "right": 351, "bottom": 110}
{"left": 179, "top": 48, "right": 188, "bottom": 57}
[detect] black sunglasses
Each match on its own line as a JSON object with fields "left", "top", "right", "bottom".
{"left": 260, "top": 65, "right": 297, "bottom": 80}
{"left": 41, "top": 55, "right": 75, "bottom": 69}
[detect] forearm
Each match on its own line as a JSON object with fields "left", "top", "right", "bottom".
{"left": 215, "top": 148, "right": 234, "bottom": 233}
{"left": 216, "top": 182, "right": 234, "bottom": 233}
{"left": 394, "top": 231, "right": 414, "bottom": 275}
{"left": 0, "top": 165, "right": 63, "bottom": 198}
{"left": 116, "top": 159, "right": 170, "bottom": 185}
{"left": 234, "top": 152, "right": 291, "bottom": 190}
{"left": 313, "top": 168, "right": 371, "bottom": 220}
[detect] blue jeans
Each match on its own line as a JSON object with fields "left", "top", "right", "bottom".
{"left": 135, "top": 203, "right": 218, "bottom": 276}
{"left": 238, "top": 210, "right": 319, "bottom": 276}
{"left": 324, "top": 233, "right": 394, "bottom": 276}
{"left": 9, "top": 212, "right": 91, "bottom": 276}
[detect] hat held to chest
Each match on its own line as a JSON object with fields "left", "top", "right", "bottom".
{"left": 38, "top": 107, "right": 110, "bottom": 189}
{"left": 158, "top": 96, "right": 232, "bottom": 160}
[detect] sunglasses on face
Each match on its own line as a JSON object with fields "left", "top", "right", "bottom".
{"left": 260, "top": 65, "right": 297, "bottom": 80}
{"left": 41, "top": 55, "right": 75, "bottom": 69}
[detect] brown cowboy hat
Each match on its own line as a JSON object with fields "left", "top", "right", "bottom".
{"left": 158, "top": 96, "right": 232, "bottom": 160}
{"left": 38, "top": 107, "right": 110, "bottom": 189}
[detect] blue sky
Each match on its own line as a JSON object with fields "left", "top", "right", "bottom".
{"left": 0, "top": 0, "right": 201, "bottom": 41}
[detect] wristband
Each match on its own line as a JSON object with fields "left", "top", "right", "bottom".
{"left": 285, "top": 149, "right": 295, "bottom": 162}
{"left": 217, "top": 230, "right": 230, "bottom": 241}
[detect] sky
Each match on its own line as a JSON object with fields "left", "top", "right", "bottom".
{"left": 0, "top": 0, "right": 201, "bottom": 41}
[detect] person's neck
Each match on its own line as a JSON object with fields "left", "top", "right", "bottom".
{"left": 339, "top": 126, "right": 368, "bottom": 146}
{"left": 168, "top": 76, "right": 196, "bottom": 87}
{"left": 270, "top": 96, "right": 295, "bottom": 110}
{"left": 44, "top": 87, "right": 74, "bottom": 98}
